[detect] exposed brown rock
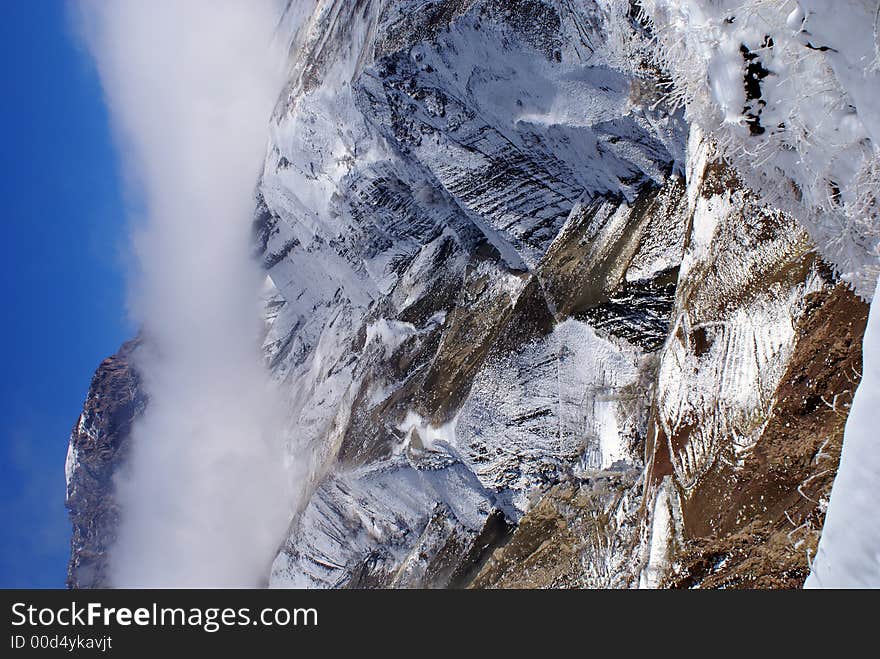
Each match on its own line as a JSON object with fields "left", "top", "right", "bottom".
{"left": 538, "top": 177, "right": 686, "bottom": 319}
{"left": 667, "top": 283, "right": 868, "bottom": 588}
{"left": 470, "top": 468, "right": 642, "bottom": 588}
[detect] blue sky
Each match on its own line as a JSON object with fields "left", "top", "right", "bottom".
{"left": 0, "top": 2, "right": 130, "bottom": 587}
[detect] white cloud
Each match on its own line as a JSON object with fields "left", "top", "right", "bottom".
{"left": 76, "top": 0, "right": 294, "bottom": 586}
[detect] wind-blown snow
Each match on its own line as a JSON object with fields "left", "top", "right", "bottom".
{"left": 78, "top": 0, "right": 295, "bottom": 586}
{"left": 631, "top": 0, "right": 880, "bottom": 298}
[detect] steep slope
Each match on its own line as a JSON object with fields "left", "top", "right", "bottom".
{"left": 641, "top": 138, "right": 869, "bottom": 588}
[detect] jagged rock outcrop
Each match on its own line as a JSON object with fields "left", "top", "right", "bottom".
{"left": 65, "top": 340, "right": 144, "bottom": 588}
{"left": 66, "top": 0, "right": 868, "bottom": 588}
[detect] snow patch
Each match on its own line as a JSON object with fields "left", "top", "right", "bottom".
{"left": 64, "top": 439, "right": 79, "bottom": 501}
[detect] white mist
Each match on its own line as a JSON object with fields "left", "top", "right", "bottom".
{"left": 78, "top": 0, "right": 292, "bottom": 586}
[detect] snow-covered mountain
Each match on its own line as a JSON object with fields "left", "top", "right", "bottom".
{"left": 66, "top": 0, "right": 878, "bottom": 588}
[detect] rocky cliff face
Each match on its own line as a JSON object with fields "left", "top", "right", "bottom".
{"left": 65, "top": 340, "right": 144, "bottom": 588}
{"left": 66, "top": 0, "right": 868, "bottom": 588}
